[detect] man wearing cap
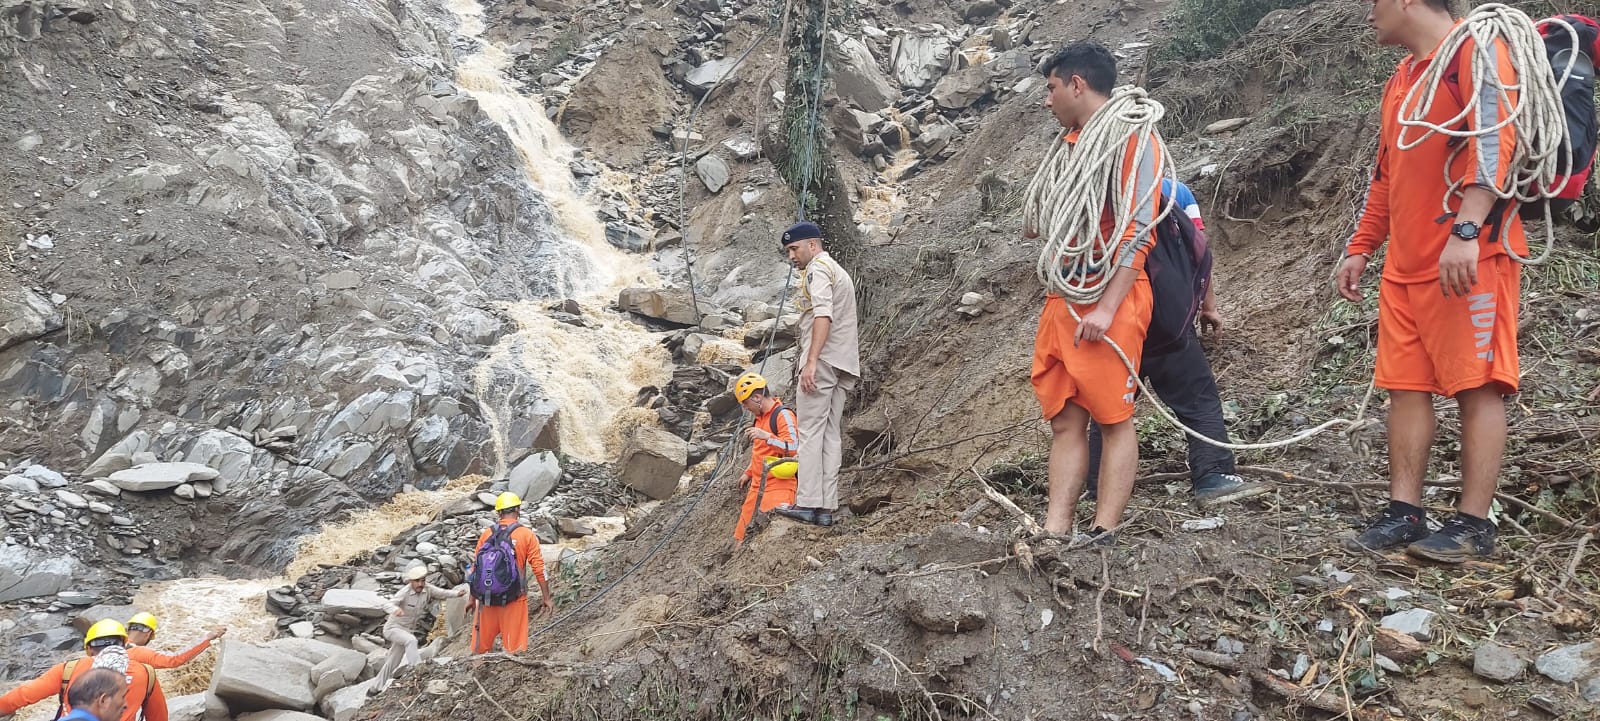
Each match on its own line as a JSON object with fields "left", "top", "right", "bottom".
{"left": 123, "top": 613, "right": 227, "bottom": 669}
{"left": 773, "top": 221, "right": 860, "bottom": 528}
{"left": 373, "top": 565, "right": 467, "bottom": 692}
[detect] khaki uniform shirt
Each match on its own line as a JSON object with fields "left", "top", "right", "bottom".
{"left": 797, "top": 252, "right": 860, "bottom": 377}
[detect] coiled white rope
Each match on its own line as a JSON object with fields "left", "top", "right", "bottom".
{"left": 1023, "top": 87, "right": 1376, "bottom": 451}
{"left": 1024, "top": 86, "right": 1174, "bottom": 303}
{"left": 1396, "top": 3, "right": 1582, "bottom": 265}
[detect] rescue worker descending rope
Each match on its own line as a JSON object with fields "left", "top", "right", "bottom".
{"left": 1022, "top": 41, "right": 1170, "bottom": 544}
{"left": 731, "top": 372, "right": 799, "bottom": 547}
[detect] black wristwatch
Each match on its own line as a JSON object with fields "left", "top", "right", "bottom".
{"left": 1451, "top": 220, "right": 1481, "bottom": 241}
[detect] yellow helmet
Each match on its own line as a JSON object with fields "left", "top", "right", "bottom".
{"left": 767, "top": 459, "right": 799, "bottom": 480}
{"left": 84, "top": 619, "right": 128, "bottom": 649}
{"left": 734, "top": 372, "right": 767, "bottom": 402}
{"left": 127, "top": 612, "right": 159, "bottom": 633}
{"left": 494, "top": 492, "right": 522, "bottom": 511}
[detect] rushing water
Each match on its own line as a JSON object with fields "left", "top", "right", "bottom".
{"left": 449, "top": 0, "right": 669, "bottom": 470}
{"left": 4, "top": 4, "right": 673, "bottom": 712}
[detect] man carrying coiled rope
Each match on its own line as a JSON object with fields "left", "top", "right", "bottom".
{"left": 1337, "top": 0, "right": 1554, "bottom": 562}
{"left": 1022, "top": 42, "right": 1168, "bottom": 544}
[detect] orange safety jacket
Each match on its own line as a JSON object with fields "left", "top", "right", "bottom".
{"left": 743, "top": 399, "right": 798, "bottom": 484}
{"left": 0, "top": 655, "right": 168, "bottom": 721}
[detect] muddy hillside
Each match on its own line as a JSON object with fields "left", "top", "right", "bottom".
{"left": 2, "top": 0, "right": 1598, "bottom": 719}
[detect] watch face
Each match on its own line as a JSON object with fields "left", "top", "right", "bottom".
{"left": 1455, "top": 222, "right": 1480, "bottom": 240}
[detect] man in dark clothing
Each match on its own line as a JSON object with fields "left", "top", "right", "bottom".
{"left": 1086, "top": 179, "right": 1268, "bottom": 507}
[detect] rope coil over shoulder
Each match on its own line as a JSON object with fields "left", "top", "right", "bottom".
{"left": 1022, "top": 87, "right": 1375, "bottom": 451}
{"left": 1396, "top": 3, "right": 1584, "bottom": 265}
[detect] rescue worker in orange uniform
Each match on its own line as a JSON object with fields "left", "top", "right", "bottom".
{"left": 124, "top": 612, "right": 227, "bottom": 669}
{"left": 731, "top": 372, "right": 799, "bottom": 546}
{"left": 466, "top": 492, "right": 553, "bottom": 654}
{"left": 0, "top": 619, "right": 168, "bottom": 721}
{"left": 1025, "top": 41, "right": 1163, "bottom": 544}
{"left": 1337, "top": 0, "right": 1524, "bottom": 562}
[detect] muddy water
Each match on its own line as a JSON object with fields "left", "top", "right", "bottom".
{"left": 450, "top": 0, "right": 671, "bottom": 470}
{"left": 8, "top": 4, "right": 678, "bottom": 713}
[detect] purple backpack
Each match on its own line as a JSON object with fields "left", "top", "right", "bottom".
{"left": 468, "top": 524, "right": 524, "bottom": 606}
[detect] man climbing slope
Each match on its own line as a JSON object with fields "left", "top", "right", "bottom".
{"left": 123, "top": 612, "right": 227, "bottom": 669}
{"left": 1022, "top": 41, "right": 1168, "bottom": 543}
{"left": 466, "top": 492, "right": 553, "bottom": 653}
{"left": 1085, "top": 178, "right": 1268, "bottom": 507}
{"left": 774, "top": 221, "right": 860, "bottom": 528}
{"left": 1336, "top": 0, "right": 1527, "bottom": 562}
{"left": 374, "top": 565, "right": 466, "bottom": 691}
{"left": 0, "top": 620, "right": 167, "bottom": 721}
{"left": 731, "top": 372, "right": 799, "bottom": 546}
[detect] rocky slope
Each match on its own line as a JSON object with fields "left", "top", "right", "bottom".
{"left": 3, "top": 0, "right": 1597, "bottom": 719}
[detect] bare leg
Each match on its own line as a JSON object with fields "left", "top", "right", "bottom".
{"left": 1045, "top": 404, "right": 1091, "bottom": 534}
{"left": 1454, "top": 386, "right": 1506, "bottom": 518}
{"left": 1387, "top": 390, "right": 1436, "bottom": 506}
{"left": 1094, "top": 418, "right": 1138, "bottom": 531}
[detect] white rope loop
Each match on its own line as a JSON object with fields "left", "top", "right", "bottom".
{"left": 1023, "top": 87, "right": 1377, "bottom": 451}
{"left": 1023, "top": 85, "right": 1175, "bottom": 304}
{"left": 1395, "top": 3, "right": 1581, "bottom": 265}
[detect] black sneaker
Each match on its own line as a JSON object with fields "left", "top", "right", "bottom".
{"left": 1406, "top": 514, "right": 1496, "bottom": 563}
{"left": 1191, "top": 473, "right": 1271, "bottom": 507}
{"left": 1072, "top": 526, "right": 1116, "bottom": 548}
{"left": 1344, "top": 505, "right": 1429, "bottom": 552}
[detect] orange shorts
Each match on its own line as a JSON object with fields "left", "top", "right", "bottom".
{"left": 1030, "top": 279, "right": 1152, "bottom": 425}
{"left": 1376, "top": 254, "right": 1520, "bottom": 397}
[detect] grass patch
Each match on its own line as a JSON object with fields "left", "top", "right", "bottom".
{"left": 1158, "top": 0, "right": 1319, "bottom": 62}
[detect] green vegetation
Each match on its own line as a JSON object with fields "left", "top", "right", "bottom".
{"left": 1158, "top": 0, "right": 1319, "bottom": 61}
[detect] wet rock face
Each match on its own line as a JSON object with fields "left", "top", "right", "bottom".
{"left": 0, "top": 0, "right": 624, "bottom": 570}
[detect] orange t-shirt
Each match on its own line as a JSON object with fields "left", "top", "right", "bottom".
{"left": 1347, "top": 27, "right": 1526, "bottom": 283}
{"left": 473, "top": 520, "right": 546, "bottom": 585}
{"left": 1054, "top": 128, "right": 1163, "bottom": 281}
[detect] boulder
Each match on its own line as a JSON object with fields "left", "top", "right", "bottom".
{"left": 913, "top": 120, "right": 959, "bottom": 155}
{"left": 617, "top": 426, "right": 688, "bottom": 500}
{"left": 167, "top": 693, "right": 209, "bottom": 721}
{"left": 512, "top": 447, "right": 569, "bottom": 505}
{"left": 932, "top": 66, "right": 993, "bottom": 110}
{"left": 210, "top": 640, "right": 316, "bottom": 712}
{"left": 836, "top": 108, "right": 885, "bottom": 154}
{"left": 898, "top": 571, "right": 988, "bottom": 633}
{"left": 605, "top": 222, "right": 654, "bottom": 253}
{"left": 289, "top": 621, "right": 316, "bottom": 639}
{"left": 684, "top": 57, "right": 740, "bottom": 95}
{"left": 318, "top": 589, "right": 390, "bottom": 619}
{"left": 695, "top": 153, "right": 730, "bottom": 193}
{"left": 84, "top": 479, "right": 123, "bottom": 496}
{"left": 1378, "top": 608, "right": 1436, "bottom": 641}
{"left": 22, "top": 465, "right": 68, "bottom": 488}
{"left": 828, "top": 31, "right": 897, "bottom": 111}
{"left": 72, "top": 604, "right": 138, "bottom": 632}
{"left": 721, "top": 136, "right": 760, "bottom": 161}
{"left": 311, "top": 652, "right": 365, "bottom": 702}
{"left": 1535, "top": 641, "right": 1599, "bottom": 684}
{"left": 238, "top": 712, "right": 326, "bottom": 721}
{"left": 891, "top": 34, "right": 953, "bottom": 89}
{"left": 618, "top": 288, "right": 700, "bottom": 327}
{"left": 1203, "top": 117, "right": 1251, "bottom": 135}
{"left": 0, "top": 474, "right": 39, "bottom": 494}
{"left": 319, "top": 679, "right": 376, "bottom": 721}
{"left": 0, "top": 551, "right": 78, "bottom": 602}
{"left": 1473, "top": 641, "right": 1526, "bottom": 682}
{"left": 743, "top": 314, "right": 800, "bottom": 348}
{"left": 108, "top": 462, "right": 220, "bottom": 492}
{"left": 0, "top": 284, "right": 63, "bottom": 351}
